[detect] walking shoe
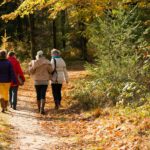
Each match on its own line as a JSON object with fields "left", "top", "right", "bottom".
{"left": 55, "top": 104, "right": 59, "bottom": 110}
{"left": 40, "top": 99, "right": 45, "bottom": 114}
{"left": 1, "top": 109, "right": 5, "bottom": 113}
{"left": 40, "top": 110, "right": 45, "bottom": 115}
{"left": 13, "top": 106, "right": 16, "bottom": 110}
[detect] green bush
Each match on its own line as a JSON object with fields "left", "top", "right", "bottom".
{"left": 72, "top": 6, "right": 150, "bottom": 109}
{"left": 118, "top": 82, "right": 147, "bottom": 106}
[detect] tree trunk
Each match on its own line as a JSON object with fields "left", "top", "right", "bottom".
{"left": 28, "top": 14, "right": 36, "bottom": 59}
{"left": 61, "top": 10, "right": 66, "bottom": 50}
{"left": 80, "top": 36, "right": 88, "bottom": 61}
{"left": 52, "top": 19, "right": 57, "bottom": 48}
{"left": 16, "top": 16, "right": 23, "bottom": 41}
{"left": 23, "top": 16, "right": 30, "bottom": 42}
{"left": 79, "top": 22, "right": 88, "bottom": 61}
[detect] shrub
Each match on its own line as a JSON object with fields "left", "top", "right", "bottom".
{"left": 118, "top": 82, "right": 147, "bottom": 106}
{"left": 72, "top": 5, "right": 150, "bottom": 109}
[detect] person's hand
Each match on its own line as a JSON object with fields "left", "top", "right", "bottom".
{"left": 28, "top": 62, "right": 32, "bottom": 67}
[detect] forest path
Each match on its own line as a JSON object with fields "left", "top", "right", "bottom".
{"left": 9, "top": 70, "right": 87, "bottom": 150}
{"left": 7, "top": 70, "right": 150, "bottom": 150}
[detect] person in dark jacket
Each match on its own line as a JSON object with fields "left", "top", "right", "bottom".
{"left": 0, "top": 50, "right": 17, "bottom": 113}
{"left": 7, "top": 51, "right": 25, "bottom": 110}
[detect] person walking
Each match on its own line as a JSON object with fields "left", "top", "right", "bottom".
{"left": 29, "top": 50, "right": 52, "bottom": 114}
{"left": 7, "top": 51, "right": 25, "bottom": 110}
{"left": 50, "top": 49, "right": 69, "bottom": 110}
{"left": 0, "top": 50, "right": 17, "bottom": 113}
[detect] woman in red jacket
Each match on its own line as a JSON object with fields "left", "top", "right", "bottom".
{"left": 7, "top": 51, "right": 25, "bottom": 110}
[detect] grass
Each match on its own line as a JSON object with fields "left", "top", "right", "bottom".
{"left": 116, "top": 101, "right": 150, "bottom": 118}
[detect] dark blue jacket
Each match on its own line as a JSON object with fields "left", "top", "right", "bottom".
{"left": 0, "top": 59, "right": 17, "bottom": 83}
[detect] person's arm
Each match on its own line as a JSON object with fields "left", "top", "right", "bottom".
{"left": 28, "top": 60, "right": 36, "bottom": 74}
{"left": 48, "top": 64, "right": 52, "bottom": 73}
{"left": 63, "top": 61, "right": 69, "bottom": 83}
{"left": 16, "top": 60, "right": 25, "bottom": 81}
{"left": 50, "top": 59, "right": 55, "bottom": 71}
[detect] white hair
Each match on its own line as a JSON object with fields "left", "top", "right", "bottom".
{"left": 36, "top": 50, "right": 43, "bottom": 59}
{"left": 51, "top": 49, "right": 61, "bottom": 56}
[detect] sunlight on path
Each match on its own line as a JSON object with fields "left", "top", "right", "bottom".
{"left": 7, "top": 75, "right": 58, "bottom": 150}
{"left": 9, "top": 94, "right": 59, "bottom": 150}
{"left": 6, "top": 70, "right": 150, "bottom": 150}
{"left": 10, "top": 111, "right": 58, "bottom": 149}
{"left": 8, "top": 71, "right": 86, "bottom": 150}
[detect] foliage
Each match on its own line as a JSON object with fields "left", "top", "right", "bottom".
{"left": 0, "top": 0, "right": 117, "bottom": 59}
{"left": 0, "top": 0, "right": 150, "bottom": 108}
{"left": 1, "top": 0, "right": 149, "bottom": 60}
{"left": 14, "top": 41, "right": 31, "bottom": 61}
{"left": 72, "top": 5, "right": 150, "bottom": 109}
{"left": 118, "top": 82, "right": 147, "bottom": 106}
{"left": 2, "top": 0, "right": 150, "bottom": 22}
{"left": 1, "top": 73, "right": 149, "bottom": 149}
{"left": 71, "top": 79, "right": 101, "bottom": 110}
{"left": 1, "top": 0, "right": 114, "bottom": 20}
{"left": 0, "top": 30, "right": 10, "bottom": 50}
{"left": 61, "top": 48, "right": 82, "bottom": 60}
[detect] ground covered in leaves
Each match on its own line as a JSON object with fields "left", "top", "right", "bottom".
{"left": 0, "top": 114, "right": 12, "bottom": 149}
{"left": 0, "top": 70, "right": 150, "bottom": 150}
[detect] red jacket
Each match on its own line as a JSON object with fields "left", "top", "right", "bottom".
{"left": 8, "top": 56, "right": 25, "bottom": 86}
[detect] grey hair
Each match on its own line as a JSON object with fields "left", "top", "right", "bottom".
{"left": 36, "top": 50, "right": 43, "bottom": 59}
{"left": 51, "top": 49, "right": 61, "bottom": 55}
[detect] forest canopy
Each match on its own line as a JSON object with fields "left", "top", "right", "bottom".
{"left": 0, "top": 0, "right": 149, "bottom": 59}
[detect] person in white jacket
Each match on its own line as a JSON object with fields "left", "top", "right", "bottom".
{"left": 51, "top": 49, "right": 69, "bottom": 109}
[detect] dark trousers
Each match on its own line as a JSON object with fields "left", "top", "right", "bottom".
{"left": 35, "top": 85, "right": 48, "bottom": 101}
{"left": 9, "top": 86, "right": 18, "bottom": 109}
{"left": 51, "top": 83, "right": 62, "bottom": 106}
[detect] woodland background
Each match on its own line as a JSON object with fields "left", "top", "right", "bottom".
{"left": 0, "top": 0, "right": 150, "bottom": 113}
{"left": 0, "top": 0, "right": 150, "bottom": 149}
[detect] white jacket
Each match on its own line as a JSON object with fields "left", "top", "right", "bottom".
{"left": 51, "top": 57, "right": 68, "bottom": 84}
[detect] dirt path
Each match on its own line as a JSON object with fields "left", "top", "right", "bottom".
{"left": 9, "top": 83, "right": 56, "bottom": 149}
{"left": 6, "top": 70, "right": 150, "bottom": 150}
{"left": 8, "top": 71, "right": 87, "bottom": 150}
